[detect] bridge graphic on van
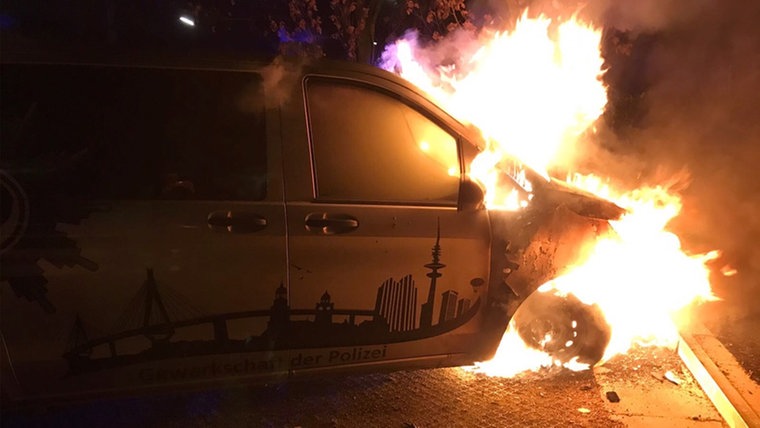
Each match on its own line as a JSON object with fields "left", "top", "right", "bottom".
{"left": 63, "top": 228, "right": 480, "bottom": 374}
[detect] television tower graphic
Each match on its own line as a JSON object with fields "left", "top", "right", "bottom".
{"left": 420, "top": 220, "right": 445, "bottom": 328}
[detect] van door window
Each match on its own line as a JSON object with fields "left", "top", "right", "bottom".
{"left": 0, "top": 64, "right": 267, "bottom": 201}
{"left": 305, "top": 79, "right": 460, "bottom": 205}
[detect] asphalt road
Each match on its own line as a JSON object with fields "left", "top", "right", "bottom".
{"left": 3, "top": 347, "right": 723, "bottom": 428}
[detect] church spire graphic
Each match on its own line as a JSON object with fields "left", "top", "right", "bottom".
{"left": 419, "top": 219, "right": 445, "bottom": 328}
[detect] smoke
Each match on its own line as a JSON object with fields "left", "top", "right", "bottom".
{"left": 245, "top": 54, "right": 318, "bottom": 110}
{"left": 390, "top": 1, "right": 760, "bottom": 317}
{"left": 259, "top": 56, "right": 308, "bottom": 107}
{"left": 582, "top": 0, "right": 710, "bottom": 32}
{"left": 583, "top": 0, "right": 760, "bottom": 317}
{"left": 379, "top": 29, "right": 483, "bottom": 79}
{"left": 477, "top": 0, "right": 711, "bottom": 33}
{"left": 504, "top": 1, "right": 760, "bottom": 302}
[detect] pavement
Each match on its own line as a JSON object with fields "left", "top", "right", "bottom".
{"left": 684, "top": 260, "right": 760, "bottom": 427}
{"left": 2, "top": 304, "right": 758, "bottom": 427}
{"left": 678, "top": 320, "right": 760, "bottom": 428}
{"left": 593, "top": 346, "right": 723, "bottom": 428}
{"left": 1, "top": 344, "right": 728, "bottom": 427}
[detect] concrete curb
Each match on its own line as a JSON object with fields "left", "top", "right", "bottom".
{"left": 678, "top": 324, "right": 760, "bottom": 428}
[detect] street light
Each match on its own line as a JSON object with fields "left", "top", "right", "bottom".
{"left": 178, "top": 15, "right": 195, "bottom": 27}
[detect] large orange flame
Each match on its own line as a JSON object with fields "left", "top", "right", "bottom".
{"left": 382, "top": 12, "right": 720, "bottom": 375}
{"left": 544, "top": 177, "right": 718, "bottom": 356}
{"left": 382, "top": 12, "right": 607, "bottom": 179}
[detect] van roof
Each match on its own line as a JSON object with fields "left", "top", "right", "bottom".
{"left": 1, "top": 43, "right": 485, "bottom": 150}
{"left": 1, "top": 45, "right": 407, "bottom": 90}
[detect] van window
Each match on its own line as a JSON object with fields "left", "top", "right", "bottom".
{"left": 0, "top": 64, "right": 267, "bottom": 201}
{"left": 305, "top": 78, "right": 460, "bottom": 205}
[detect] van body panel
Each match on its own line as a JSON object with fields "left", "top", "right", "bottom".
{"left": 280, "top": 70, "right": 492, "bottom": 362}
{"left": 0, "top": 57, "right": 619, "bottom": 403}
{"left": 1, "top": 62, "right": 288, "bottom": 399}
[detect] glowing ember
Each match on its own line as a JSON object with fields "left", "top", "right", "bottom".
{"left": 382, "top": 11, "right": 720, "bottom": 375}
{"left": 720, "top": 265, "right": 738, "bottom": 277}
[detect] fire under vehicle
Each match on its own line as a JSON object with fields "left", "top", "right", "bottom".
{"left": 0, "top": 55, "right": 624, "bottom": 404}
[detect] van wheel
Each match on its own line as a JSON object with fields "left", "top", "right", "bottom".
{"left": 513, "top": 290, "right": 611, "bottom": 365}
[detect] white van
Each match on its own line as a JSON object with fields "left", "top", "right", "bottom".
{"left": 0, "top": 56, "right": 621, "bottom": 404}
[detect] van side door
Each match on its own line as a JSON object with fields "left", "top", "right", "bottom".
{"left": 280, "top": 75, "right": 491, "bottom": 371}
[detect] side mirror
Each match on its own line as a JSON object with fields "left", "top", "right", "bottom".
{"left": 458, "top": 179, "right": 485, "bottom": 212}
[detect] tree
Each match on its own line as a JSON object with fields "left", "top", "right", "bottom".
{"left": 271, "top": 0, "right": 369, "bottom": 60}
{"left": 399, "top": 0, "right": 475, "bottom": 41}
{"left": 1, "top": 0, "right": 495, "bottom": 63}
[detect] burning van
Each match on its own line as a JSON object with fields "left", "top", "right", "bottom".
{"left": 0, "top": 55, "right": 623, "bottom": 404}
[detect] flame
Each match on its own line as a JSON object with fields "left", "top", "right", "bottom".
{"left": 382, "top": 12, "right": 607, "bottom": 180}
{"left": 548, "top": 177, "right": 718, "bottom": 357}
{"left": 383, "top": 12, "right": 720, "bottom": 375}
{"left": 471, "top": 177, "right": 718, "bottom": 376}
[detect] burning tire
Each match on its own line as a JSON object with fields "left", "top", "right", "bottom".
{"left": 513, "top": 290, "right": 611, "bottom": 365}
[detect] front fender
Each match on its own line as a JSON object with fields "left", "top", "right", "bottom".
{"left": 477, "top": 203, "right": 615, "bottom": 360}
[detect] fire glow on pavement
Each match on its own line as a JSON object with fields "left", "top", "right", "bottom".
{"left": 381, "top": 10, "right": 720, "bottom": 376}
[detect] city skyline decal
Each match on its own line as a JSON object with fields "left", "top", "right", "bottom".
{"left": 63, "top": 225, "right": 480, "bottom": 374}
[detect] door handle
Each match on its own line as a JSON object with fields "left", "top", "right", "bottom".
{"left": 304, "top": 213, "right": 359, "bottom": 235}
{"left": 207, "top": 211, "right": 267, "bottom": 233}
